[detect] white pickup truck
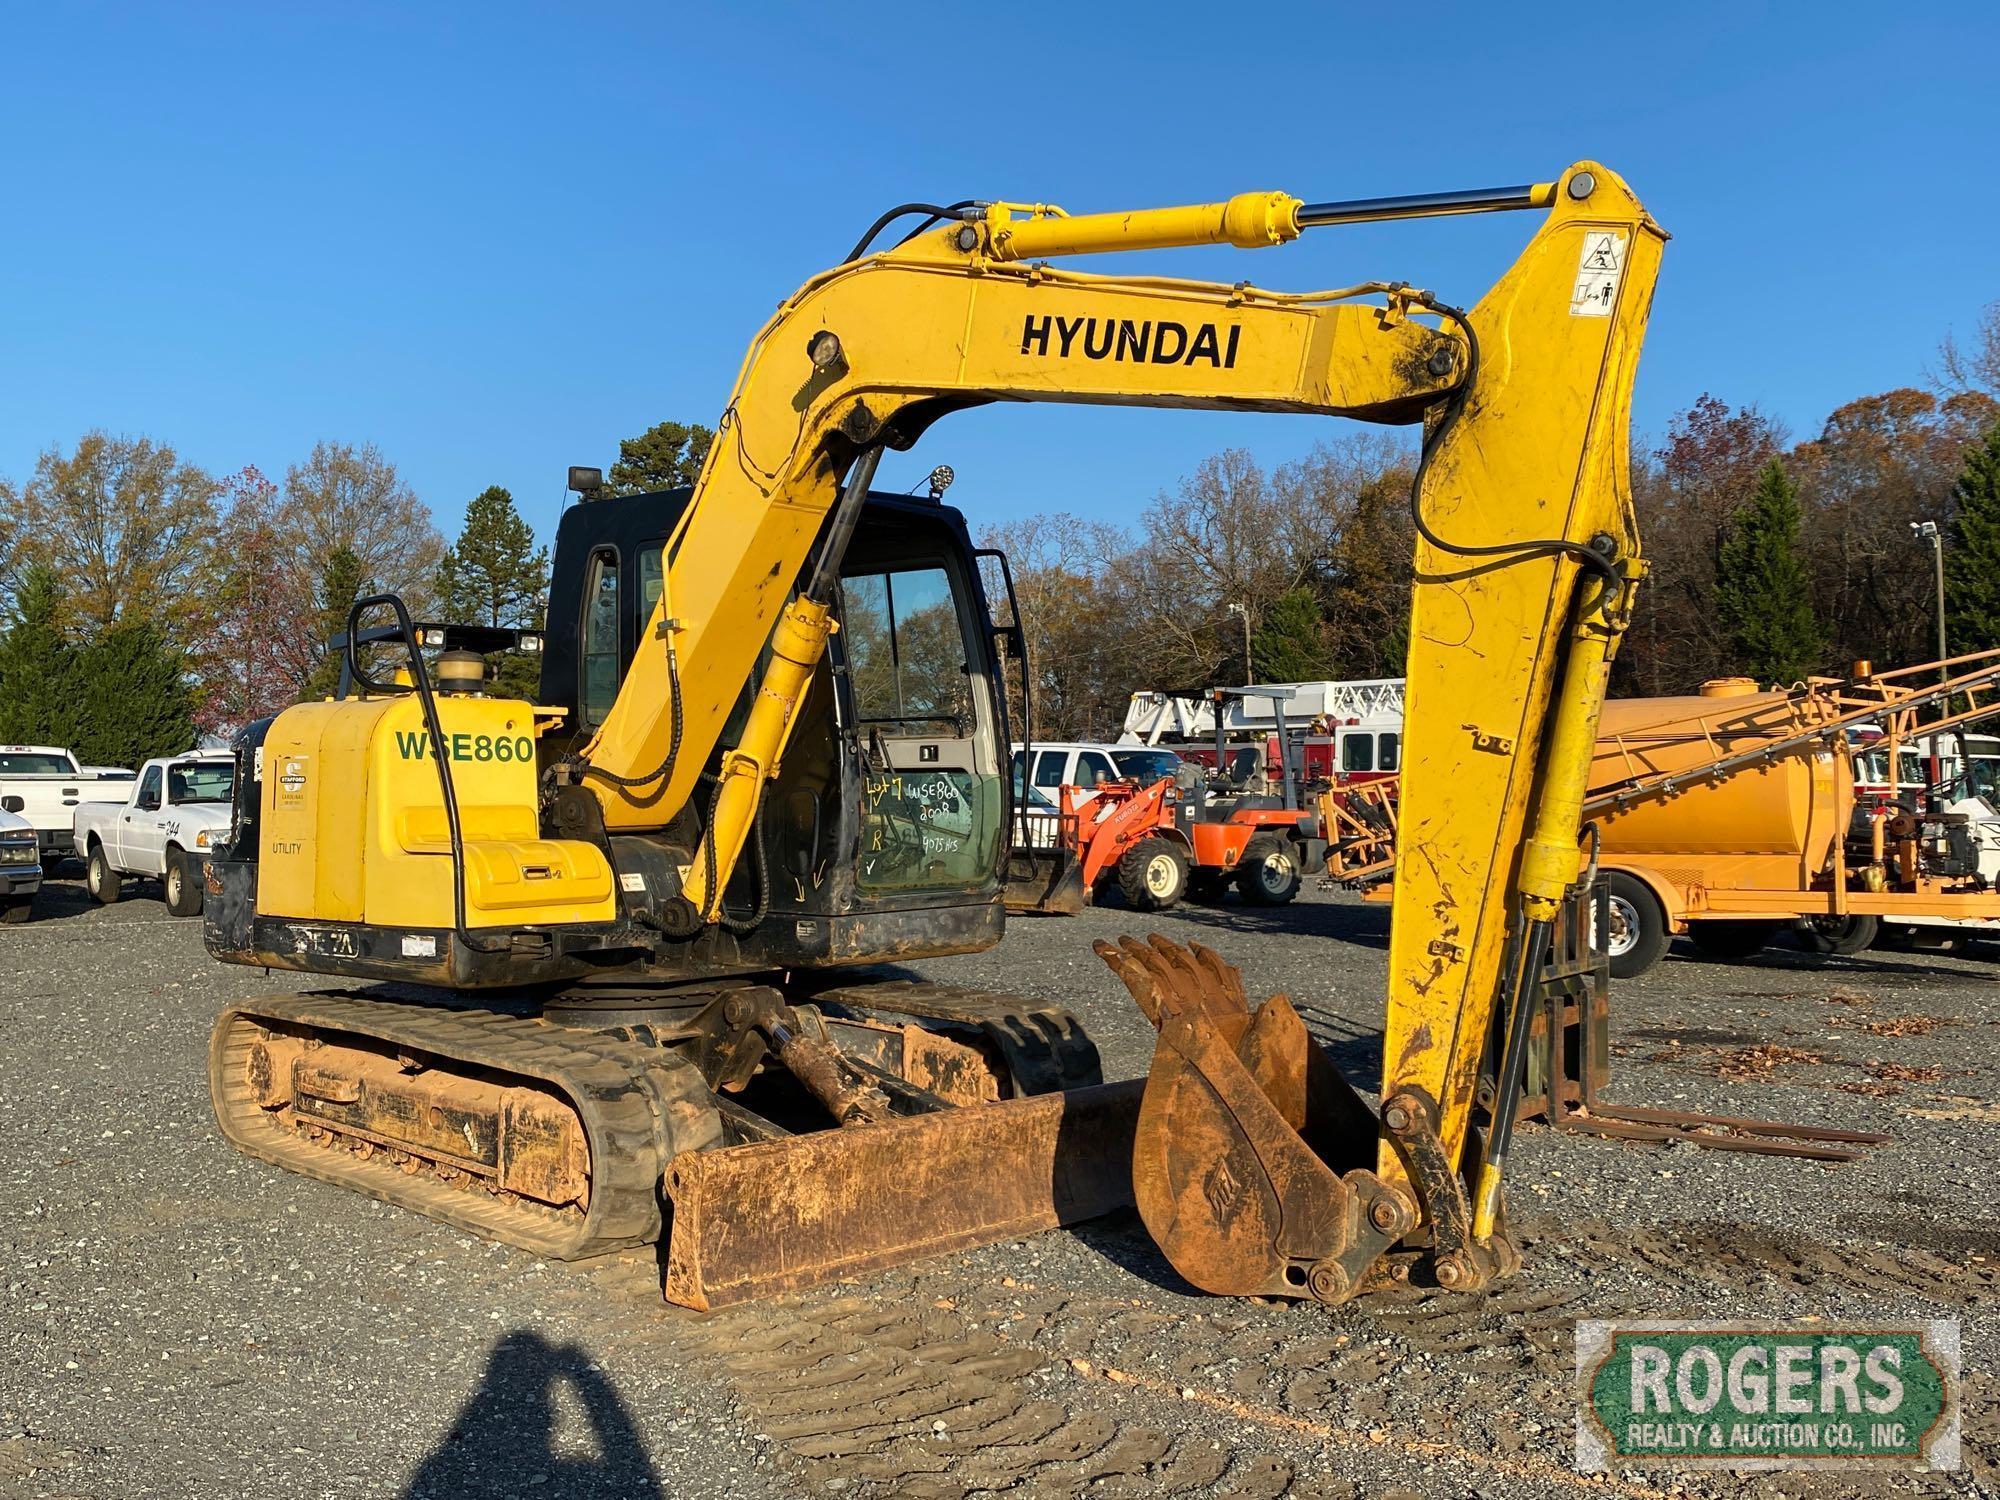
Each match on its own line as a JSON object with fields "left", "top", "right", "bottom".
{"left": 73, "top": 753, "right": 236, "bottom": 916}
{"left": 0, "top": 745, "right": 130, "bottom": 864}
{"left": 0, "top": 799, "right": 41, "bottom": 922}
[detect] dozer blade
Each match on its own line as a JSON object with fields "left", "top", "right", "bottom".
{"left": 663, "top": 1079, "right": 1139, "bottom": 1310}
{"left": 1003, "top": 847, "right": 1086, "bottom": 915}
{"left": 1095, "top": 936, "right": 1406, "bottom": 1304}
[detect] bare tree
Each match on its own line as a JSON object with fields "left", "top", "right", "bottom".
{"left": 978, "top": 511, "right": 1136, "bottom": 741}
{"left": 1935, "top": 300, "right": 2000, "bottom": 402}
{"left": 278, "top": 441, "right": 446, "bottom": 616}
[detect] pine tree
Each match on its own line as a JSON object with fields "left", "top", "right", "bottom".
{"left": 72, "top": 623, "right": 194, "bottom": 766}
{"left": 1714, "top": 458, "right": 1826, "bottom": 685}
{"left": 0, "top": 564, "right": 82, "bottom": 746}
{"left": 300, "top": 548, "right": 369, "bottom": 702}
{"left": 1251, "top": 587, "right": 1332, "bottom": 683}
{"left": 437, "top": 485, "right": 548, "bottom": 698}
{"left": 1945, "top": 424, "right": 2000, "bottom": 652}
{"left": 606, "top": 421, "right": 714, "bottom": 495}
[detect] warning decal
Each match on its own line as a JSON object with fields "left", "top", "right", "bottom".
{"left": 1570, "top": 230, "right": 1627, "bottom": 317}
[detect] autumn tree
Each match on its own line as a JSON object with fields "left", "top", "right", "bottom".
{"left": 0, "top": 474, "right": 19, "bottom": 599}
{"left": 1788, "top": 388, "right": 1998, "bottom": 668}
{"left": 193, "top": 466, "right": 296, "bottom": 733}
{"left": 437, "top": 485, "right": 549, "bottom": 698}
{"left": 0, "top": 565, "right": 82, "bottom": 748}
{"left": 1622, "top": 395, "right": 1786, "bottom": 693}
{"left": 1714, "top": 459, "right": 1825, "bottom": 685}
{"left": 7, "top": 432, "right": 220, "bottom": 643}
{"left": 1945, "top": 423, "right": 2000, "bottom": 653}
{"left": 607, "top": 421, "right": 714, "bottom": 495}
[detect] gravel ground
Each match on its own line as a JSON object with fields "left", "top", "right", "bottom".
{"left": 1, "top": 867, "right": 1992, "bottom": 1499}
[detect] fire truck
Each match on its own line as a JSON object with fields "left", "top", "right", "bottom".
{"left": 1119, "top": 678, "right": 1405, "bottom": 790}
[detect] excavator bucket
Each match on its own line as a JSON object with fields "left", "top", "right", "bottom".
{"left": 1003, "top": 846, "right": 1086, "bottom": 914}
{"left": 1095, "top": 936, "right": 1401, "bottom": 1302}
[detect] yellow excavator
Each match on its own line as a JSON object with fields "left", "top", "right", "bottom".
{"left": 204, "top": 162, "right": 1663, "bottom": 1309}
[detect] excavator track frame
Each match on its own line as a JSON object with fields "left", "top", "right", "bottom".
{"left": 212, "top": 994, "right": 722, "bottom": 1258}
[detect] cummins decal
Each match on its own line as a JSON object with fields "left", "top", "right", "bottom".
{"left": 1020, "top": 315, "right": 1241, "bottom": 368}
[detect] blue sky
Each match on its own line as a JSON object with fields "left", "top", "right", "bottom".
{"left": 4, "top": 3, "right": 1996, "bottom": 548}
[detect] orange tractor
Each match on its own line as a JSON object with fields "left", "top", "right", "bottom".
{"left": 1066, "top": 690, "right": 1327, "bottom": 910}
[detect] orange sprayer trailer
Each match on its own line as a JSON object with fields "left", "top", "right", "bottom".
{"left": 1590, "top": 678, "right": 1997, "bottom": 975}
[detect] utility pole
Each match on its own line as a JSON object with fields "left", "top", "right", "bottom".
{"left": 1911, "top": 520, "right": 1947, "bottom": 679}
{"left": 1227, "top": 601, "right": 1253, "bottom": 685}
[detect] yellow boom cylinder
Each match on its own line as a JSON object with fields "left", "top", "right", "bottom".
{"left": 677, "top": 596, "right": 835, "bottom": 915}
{"left": 983, "top": 191, "right": 1302, "bottom": 261}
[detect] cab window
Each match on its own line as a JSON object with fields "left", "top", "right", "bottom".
{"left": 638, "top": 545, "right": 665, "bottom": 617}
{"left": 1341, "top": 735, "right": 1374, "bottom": 773}
{"left": 168, "top": 762, "right": 235, "bottom": 804}
{"left": 1378, "top": 732, "right": 1400, "bottom": 772}
{"left": 841, "top": 567, "right": 972, "bottom": 726}
{"left": 1076, "top": 751, "right": 1117, "bottom": 787}
{"left": 1033, "top": 751, "right": 1066, "bottom": 790}
{"left": 578, "top": 548, "right": 620, "bottom": 728}
{"left": 136, "top": 766, "right": 162, "bottom": 812}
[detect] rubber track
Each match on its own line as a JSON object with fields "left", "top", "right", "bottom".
{"left": 210, "top": 991, "right": 719, "bottom": 1260}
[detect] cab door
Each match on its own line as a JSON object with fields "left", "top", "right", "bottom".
{"left": 838, "top": 557, "right": 1005, "bottom": 896}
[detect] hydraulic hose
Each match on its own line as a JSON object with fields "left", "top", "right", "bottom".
{"left": 845, "top": 200, "right": 979, "bottom": 263}
{"left": 1408, "top": 299, "right": 1623, "bottom": 595}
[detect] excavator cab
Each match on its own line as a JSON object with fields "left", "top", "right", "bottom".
{"left": 538, "top": 484, "right": 1026, "bottom": 968}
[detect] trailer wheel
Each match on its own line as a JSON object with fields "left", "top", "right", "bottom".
{"left": 1600, "top": 872, "right": 1667, "bottom": 979}
{"left": 165, "top": 847, "right": 204, "bottom": 918}
{"left": 1686, "top": 920, "right": 1780, "bottom": 963}
{"left": 1796, "top": 913, "right": 1880, "bottom": 956}
{"left": 86, "top": 843, "right": 121, "bottom": 905}
{"left": 1235, "top": 834, "right": 1301, "bottom": 906}
{"left": 1118, "top": 838, "right": 1189, "bottom": 911}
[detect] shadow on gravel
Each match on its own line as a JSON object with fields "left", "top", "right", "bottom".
{"left": 1667, "top": 939, "right": 1992, "bottom": 984}
{"left": 1069, "top": 1208, "right": 1205, "bottom": 1297}
{"left": 1138, "top": 896, "right": 1393, "bottom": 950}
{"left": 20, "top": 875, "right": 112, "bottom": 921}
{"left": 405, "top": 1330, "right": 662, "bottom": 1500}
